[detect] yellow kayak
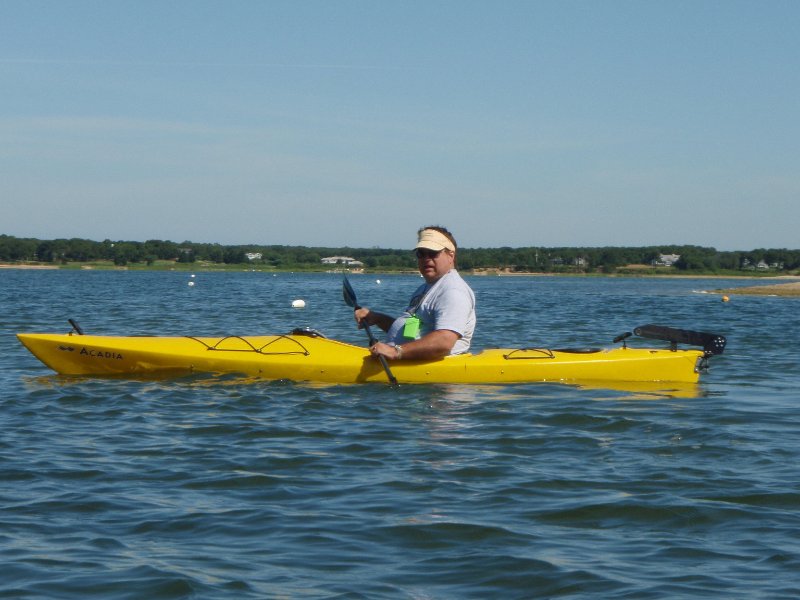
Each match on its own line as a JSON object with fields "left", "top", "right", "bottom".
{"left": 17, "top": 324, "right": 725, "bottom": 385}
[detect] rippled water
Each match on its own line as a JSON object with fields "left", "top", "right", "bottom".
{"left": 2, "top": 270, "right": 799, "bottom": 598}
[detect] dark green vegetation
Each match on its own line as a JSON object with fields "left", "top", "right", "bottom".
{"left": 1, "top": 234, "right": 798, "bottom": 275}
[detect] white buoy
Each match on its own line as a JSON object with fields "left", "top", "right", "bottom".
{"left": 188, "top": 281, "right": 195, "bottom": 287}
{"left": 291, "top": 299, "right": 306, "bottom": 308}
{"left": 376, "top": 279, "right": 381, "bottom": 284}
{"left": 190, "top": 274, "right": 196, "bottom": 278}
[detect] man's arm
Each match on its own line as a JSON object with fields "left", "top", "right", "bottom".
{"left": 354, "top": 307, "right": 395, "bottom": 333}
{"left": 370, "top": 329, "right": 460, "bottom": 361}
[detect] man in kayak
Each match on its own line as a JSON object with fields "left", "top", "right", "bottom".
{"left": 354, "top": 226, "right": 476, "bottom": 361}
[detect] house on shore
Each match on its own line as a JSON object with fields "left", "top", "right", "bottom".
{"left": 652, "top": 254, "right": 681, "bottom": 267}
{"left": 321, "top": 256, "right": 364, "bottom": 268}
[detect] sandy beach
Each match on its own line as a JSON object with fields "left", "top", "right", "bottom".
{"left": 0, "top": 264, "right": 59, "bottom": 270}
{"left": 715, "top": 281, "right": 800, "bottom": 297}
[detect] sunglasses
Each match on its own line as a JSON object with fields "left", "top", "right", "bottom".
{"left": 415, "top": 248, "right": 444, "bottom": 259}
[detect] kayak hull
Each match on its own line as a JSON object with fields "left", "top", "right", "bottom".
{"left": 17, "top": 332, "right": 705, "bottom": 384}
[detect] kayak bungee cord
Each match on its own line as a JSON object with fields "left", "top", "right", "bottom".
{"left": 184, "top": 334, "right": 312, "bottom": 356}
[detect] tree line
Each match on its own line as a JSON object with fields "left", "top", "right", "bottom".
{"left": 1, "top": 234, "right": 798, "bottom": 274}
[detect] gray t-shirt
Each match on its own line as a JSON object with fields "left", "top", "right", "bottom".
{"left": 385, "top": 269, "right": 476, "bottom": 355}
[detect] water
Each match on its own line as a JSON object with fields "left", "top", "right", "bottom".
{"left": 2, "top": 270, "right": 799, "bottom": 598}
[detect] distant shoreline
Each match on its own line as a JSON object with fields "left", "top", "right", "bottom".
{"left": 489, "top": 271, "right": 800, "bottom": 280}
{"left": 3, "top": 262, "right": 800, "bottom": 283}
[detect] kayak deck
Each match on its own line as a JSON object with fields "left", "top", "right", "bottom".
{"left": 17, "top": 331, "right": 712, "bottom": 384}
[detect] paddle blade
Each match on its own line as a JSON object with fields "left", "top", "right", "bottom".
{"left": 342, "top": 276, "right": 359, "bottom": 308}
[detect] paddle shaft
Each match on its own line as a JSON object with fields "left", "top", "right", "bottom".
{"left": 354, "top": 302, "right": 398, "bottom": 386}
{"left": 343, "top": 276, "right": 398, "bottom": 386}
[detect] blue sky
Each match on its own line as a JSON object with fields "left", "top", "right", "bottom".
{"left": 2, "top": 0, "right": 798, "bottom": 251}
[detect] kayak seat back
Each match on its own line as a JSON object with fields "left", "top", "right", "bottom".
{"left": 633, "top": 324, "right": 727, "bottom": 355}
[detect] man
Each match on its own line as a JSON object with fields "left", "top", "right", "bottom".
{"left": 354, "top": 226, "right": 476, "bottom": 361}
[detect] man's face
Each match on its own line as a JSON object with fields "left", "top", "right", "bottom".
{"left": 415, "top": 248, "right": 455, "bottom": 283}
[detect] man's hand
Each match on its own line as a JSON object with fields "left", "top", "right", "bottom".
{"left": 354, "top": 307, "right": 371, "bottom": 329}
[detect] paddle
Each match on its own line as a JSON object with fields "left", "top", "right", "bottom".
{"left": 342, "top": 276, "right": 398, "bottom": 386}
